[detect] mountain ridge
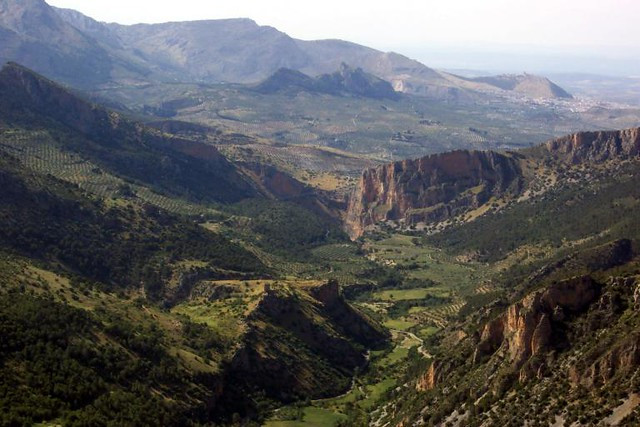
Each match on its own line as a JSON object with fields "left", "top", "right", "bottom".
{"left": 0, "top": 0, "right": 573, "bottom": 101}
{"left": 345, "top": 126, "right": 640, "bottom": 238}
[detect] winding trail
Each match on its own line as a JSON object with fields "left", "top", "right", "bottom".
{"left": 392, "top": 329, "right": 433, "bottom": 359}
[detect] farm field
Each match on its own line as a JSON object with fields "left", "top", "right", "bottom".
{"left": 0, "top": 128, "right": 222, "bottom": 217}
{"left": 264, "top": 230, "right": 494, "bottom": 425}
{"left": 98, "top": 79, "right": 640, "bottom": 186}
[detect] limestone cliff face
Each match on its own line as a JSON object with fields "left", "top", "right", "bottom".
{"left": 545, "top": 127, "right": 640, "bottom": 164}
{"left": 416, "top": 362, "right": 440, "bottom": 392}
{"left": 571, "top": 333, "right": 640, "bottom": 388}
{"left": 476, "top": 276, "right": 600, "bottom": 370}
{"left": 345, "top": 150, "right": 522, "bottom": 238}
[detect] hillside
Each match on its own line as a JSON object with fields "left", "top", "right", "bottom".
{"left": 383, "top": 238, "right": 640, "bottom": 426}
{"left": 0, "top": 64, "right": 391, "bottom": 424}
{"left": 255, "top": 63, "right": 399, "bottom": 100}
{"left": 445, "top": 72, "right": 574, "bottom": 99}
{"left": 333, "top": 127, "right": 640, "bottom": 425}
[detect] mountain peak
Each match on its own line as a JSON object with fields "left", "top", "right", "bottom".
{"left": 470, "top": 73, "right": 573, "bottom": 99}
{"left": 254, "top": 65, "right": 399, "bottom": 100}
{"left": 0, "top": 0, "right": 74, "bottom": 37}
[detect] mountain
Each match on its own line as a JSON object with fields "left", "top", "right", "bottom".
{"left": 17, "top": 0, "right": 446, "bottom": 93}
{"left": 255, "top": 63, "right": 400, "bottom": 100}
{"left": 0, "top": 62, "right": 258, "bottom": 203}
{"left": 103, "top": 16, "right": 454, "bottom": 94}
{"left": 0, "top": 0, "right": 152, "bottom": 87}
{"left": 0, "top": 63, "right": 389, "bottom": 424}
{"left": 345, "top": 127, "right": 640, "bottom": 238}
{"left": 0, "top": 0, "right": 580, "bottom": 102}
{"left": 448, "top": 72, "right": 574, "bottom": 99}
{"left": 483, "top": 73, "right": 572, "bottom": 98}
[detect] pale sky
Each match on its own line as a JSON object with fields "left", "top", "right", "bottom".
{"left": 46, "top": 0, "right": 640, "bottom": 75}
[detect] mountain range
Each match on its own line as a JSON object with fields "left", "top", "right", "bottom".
{"left": 1, "top": 61, "right": 639, "bottom": 425}
{"left": 1, "top": 0, "right": 573, "bottom": 101}
{"left": 2, "top": 0, "right": 640, "bottom": 425}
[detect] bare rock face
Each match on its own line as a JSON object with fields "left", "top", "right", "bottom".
{"left": 345, "top": 150, "right": 522, "bottom": 238}
{"left": 416, "top": 362, "right": 440, "bottom": 392}
{"left": 545, "top": 127, "right": 640, "bottom": 164}
{"left": 476, "top": 276, "right": 599, "bottom": 370}
{"left": 571, "top": 333, "right": 640, "bottom": 388}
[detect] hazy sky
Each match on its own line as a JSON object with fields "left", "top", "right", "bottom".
{"left": 47, "top": 0, "right": 640, "bottom": 75}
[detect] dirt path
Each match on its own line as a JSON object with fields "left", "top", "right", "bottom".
{"left": 393, "top": 329, "right": 432, "bottom": 359}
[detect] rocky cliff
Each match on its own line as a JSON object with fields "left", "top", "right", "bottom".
{"left": 345, "top": 127, "right": 640, "bottom": 238}
{"left": 545, "top": 127, "right": 640, "bottom": 164}
{"left": 476, "top": 275, "right": 600, "bottom": 370}
{"left": 416, "top": 362, "right": 441, "bottom": 392}
{"left": 345, "top": 150, "right": 522, "bottom": 238}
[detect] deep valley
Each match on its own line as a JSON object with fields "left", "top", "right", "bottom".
{"left": 1, "top": 1, "right": 640, "bottom": 426}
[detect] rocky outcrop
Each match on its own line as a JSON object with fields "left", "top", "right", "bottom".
{"left": 254, "top": 68, "right": 319, "bottom": 94}
{"left": 476, "top": 276, "right": 600, "bottom": 370}
{"left": 315, "top": 63, "right": 400, "bottom": 100}
{"left": 416, "top": 362, "right": 441, "bottom": 392}
{"left": 572, "top": 333, "right": 640, "bottom": 387}
{"left": 345, "top": 150, "right": 522, "bottom": 238}
{"left": 565, "top": 275, "right": 640, "bottom": 387}
{"left": 545, "top": 127, "right": 640, "bottom": 164}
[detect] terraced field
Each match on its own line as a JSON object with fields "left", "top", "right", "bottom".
{"left": 359, "top": 233, "right": 494, "bottom": 341}
{"left": 310, "top": 243, "right": 374, "bottom": 284}
{"left": 364, "top": 234, "right": 489, "bottom": 294}
{"left": 408, "top": 301, "right": 466, "bottom": 329}
{"left": 0, "top": 129, "right": 221, "bottom": 216}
